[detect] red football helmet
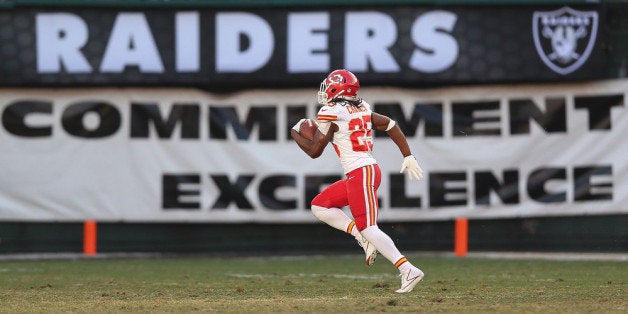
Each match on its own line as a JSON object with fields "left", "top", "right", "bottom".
{"left": 317, "top": 69, "right": 360, "bottom": 105}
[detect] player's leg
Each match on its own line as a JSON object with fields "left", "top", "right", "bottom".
{"left": 343, "top": 164, "right": 384, "bottom": 265}
{"left": 348, "top": 164, "right": 424, "bottom": 292}
{"left": 311, "top": 179, "right": 377, "bottom": 264}
{"left": 361, "top": 226, "right": 424, "bottom": 293}
{"left": 311, "top": 179, "right": 353, "bottom": 233}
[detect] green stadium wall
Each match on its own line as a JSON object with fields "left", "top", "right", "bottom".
{"left": 0, "top": 215, "right": 626, "bottom": 254}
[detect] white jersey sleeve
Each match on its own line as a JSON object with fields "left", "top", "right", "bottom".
{"left": 316, "top": 101, "right": 376, "bottom": 174}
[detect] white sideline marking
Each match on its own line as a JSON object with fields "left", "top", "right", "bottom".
{"left": 226, "top": 296, "right": 374, "bottom": 303}
{"left": 226, "top": 273, "right": 397, "bottom": 280}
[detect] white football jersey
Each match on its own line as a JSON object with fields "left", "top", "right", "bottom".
{"left": 317, "top": 100, "right": 376, "bottom": 174}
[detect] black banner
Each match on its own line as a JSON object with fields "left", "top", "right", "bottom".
{"left": 0, "top": 5, "right": 606, "bottom": 87}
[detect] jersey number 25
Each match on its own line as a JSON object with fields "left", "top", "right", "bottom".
{"left": 349, "top": 115, "right": 373, "bottom": 152}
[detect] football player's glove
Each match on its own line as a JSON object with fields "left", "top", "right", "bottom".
{"left": 400, "top": 155, "right": 424, "bottom": 181}
{"left": 291, "top": 119, "right": 307, "bottom": 132}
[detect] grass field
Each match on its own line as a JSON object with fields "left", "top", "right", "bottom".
{"left": 0, "top": 254, "right": 626, "bottom": 313}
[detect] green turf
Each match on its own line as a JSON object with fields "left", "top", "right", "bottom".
{"left": 0, "top": 255, "right": 626, "bottom": 313}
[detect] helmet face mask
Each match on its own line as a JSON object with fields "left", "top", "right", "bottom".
{"left": 317, "top": 69, "right": 360, "bottom": 105}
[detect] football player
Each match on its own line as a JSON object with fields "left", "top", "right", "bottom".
{"left": 291, "top": 69, "right": 425, "bottom": 293}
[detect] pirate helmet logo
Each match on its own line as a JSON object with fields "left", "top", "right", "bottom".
{"left": 532, "top": 6, "right": 598, "bottom": 75}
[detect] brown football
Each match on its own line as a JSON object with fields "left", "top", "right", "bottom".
{"left": 298, "top": 119, "right": 318, "bottom": 141}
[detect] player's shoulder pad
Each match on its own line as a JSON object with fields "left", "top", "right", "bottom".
{"left": 317, "top": 105, "right": 342, "bottom": 122}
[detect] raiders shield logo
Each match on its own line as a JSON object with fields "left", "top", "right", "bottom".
{"left": 532, "top": 6, "right": 598, "bottom": 75}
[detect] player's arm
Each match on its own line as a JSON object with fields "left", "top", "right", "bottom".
{"left": 290, "top": 122, "right": 337, "bottom": 159}
{"left": 372, "top": 112, "right": 411, "bottom": 157}
{"left": 372, "top": 112, "right": 424, "bottom": 180}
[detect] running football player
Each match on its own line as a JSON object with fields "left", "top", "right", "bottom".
{"left": 291, "top": 69, "right": 425, "bottom": 293}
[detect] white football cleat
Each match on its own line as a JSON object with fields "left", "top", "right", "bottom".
{"left": 356, "top": 235, "right": 378, "bottom": 266}
{"left": 395, "top": 267, "right": 424, "bottom": 293}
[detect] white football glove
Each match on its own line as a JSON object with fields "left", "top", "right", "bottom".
{"left": 291, "top": 119, "right": 307, "bottom": 132}
{"left": 400, "top": 155, "right": 424, "bottom": 181}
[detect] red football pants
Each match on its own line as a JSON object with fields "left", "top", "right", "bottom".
{"left": 311, "top": 164, "right": 381, "bottom": 231}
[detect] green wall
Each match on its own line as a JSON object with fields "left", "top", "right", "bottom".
{"left": 1, "top": 215, "right": 625, "bottom": 254}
